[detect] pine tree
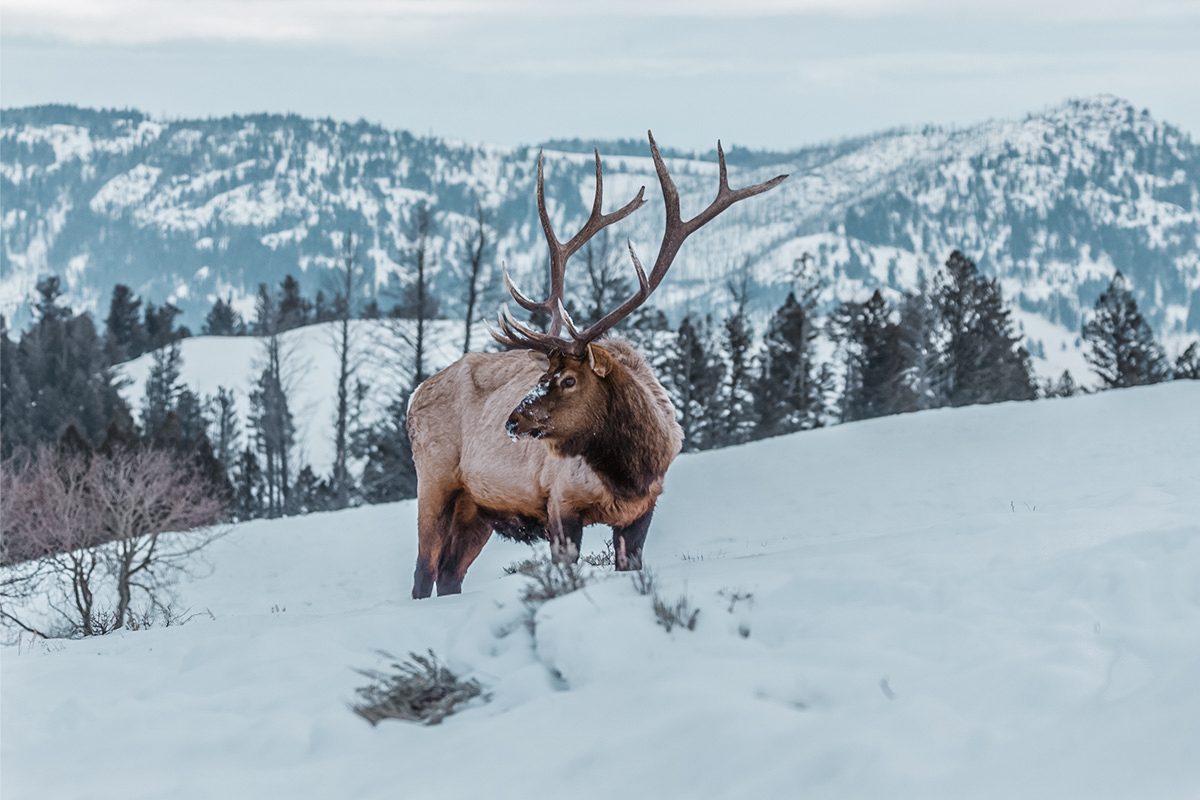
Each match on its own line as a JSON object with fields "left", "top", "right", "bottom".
{"left": 715, "top": 274, "right": 756, "bottom": 447}
{"left": 934, "top": 251, "right": 1036, "bottom": 406}
{"left": 897, "top": 284, "right": 942, "bottom": 410}
{"left": 1082, "top": 272, "right": 1170, "bottom": 388}
{"left": 752, "top": 292, "right": 821, "bottom": 439}
{"left": 211, "top": 386, "right": 241, "bottom": 472}
{"left": 249, "top": 335, "right": 295, "bottom": 517}
{"left": 356, "top": 394, "right": 418, "bottom": 503}
{"left": 233, "top": 448, "right": 265, "bottom": 520}
{"left": 664, "top": 315, "right": 724, "bottom": 452}
{"left": 141, "top": 342, "right": 183, "bottom": 440}
{"left": 143, "top": 301, "right": 187, "bottom": 350}
{"left": 104, "top": 284, "right": 146, "bottom": 362}
{"left": 4, "top": 278, "right": 127, "bottom": 457}
{"left": 203, "top": 296, "right": 245, "bottom": 336}
{"left": 277, "top": 275, "right": 311, "bottom": 332}
{"left": 1174, "top": 342, "right": 1199, "bottom": 380}
{"left": 829, "top": 290, "right": 916, "bottom": 421}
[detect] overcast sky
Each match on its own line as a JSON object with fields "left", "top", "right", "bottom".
{"left": 2, "top": 0, "right": 1198, "bottom": 150}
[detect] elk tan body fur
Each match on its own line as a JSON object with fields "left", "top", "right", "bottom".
{"left": 407, "top": 340, "right": 682, "bottom": 597}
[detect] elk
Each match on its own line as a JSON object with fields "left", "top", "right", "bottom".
{"left": 406, "top": 132, "right": 787, "bottom": 598}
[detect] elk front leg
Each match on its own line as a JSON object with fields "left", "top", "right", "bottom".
{"left": 548, "top": 515, "right": 583, "bottom": 564}
{"left": 612, "top": 507, "right": 654, "bottom": 571}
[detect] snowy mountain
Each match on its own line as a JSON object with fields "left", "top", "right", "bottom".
{"left": 3, "top": 96, "right": 1199, "bottom": 375}
{"left": 4, "top": 381, "right": 1199, "bottom": 799}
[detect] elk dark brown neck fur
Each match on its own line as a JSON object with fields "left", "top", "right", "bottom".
{"left": 556, "top": 347, "right": 674, "bottom": 499}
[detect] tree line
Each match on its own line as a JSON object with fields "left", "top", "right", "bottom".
{"left": 4, "top": 243, "right": 1198, "bottom": 533}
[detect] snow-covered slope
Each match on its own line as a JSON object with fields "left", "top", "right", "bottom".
{"left": 4, "top": 382, "right": 1198, "bottom": 799}
{"left": 3, "top": 97, "right": 1198, "bottom": 365}
{"left": 116, "top": 320, "right": 477, "bottom": 475}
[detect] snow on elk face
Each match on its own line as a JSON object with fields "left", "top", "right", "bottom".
{"left": 505, "top": 349, "right": 610, "bottom": 445}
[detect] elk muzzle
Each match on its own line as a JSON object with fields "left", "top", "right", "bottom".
{"left": 506, "top": 384, "right": 552, "bottom": 439}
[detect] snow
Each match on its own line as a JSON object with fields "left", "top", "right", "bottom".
{"left": 116, "top": 321, "right": 479, "bottom": 476}
{"left": 4, "top": 381, "right": 1199, "bottom": 799}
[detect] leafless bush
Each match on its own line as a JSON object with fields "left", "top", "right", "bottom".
{"left": 352, "top": 650, "right": 484, "bottom": 726}
{"left": 1, "top": 445, "right": 225, "bottom": 637}
{"left": 653, "top": 592, "right": 700, "bottom": 633}
{"left": 518, "top": 556, "right": 590, "bottom": 605}
{"left": 579, "top": 539, "right": 615, "bottom": 568}
{"left": 630, "top": 568, "right": 657, "bottom": 596}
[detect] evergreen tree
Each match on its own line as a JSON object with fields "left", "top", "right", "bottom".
{"left": 934, "top": 251, "right": 1036, "bottom": 406}
{"left": 104, "top": 284, "right": 146, "bottom": 362}
{"left": 1174, "top": 342, "right": 1200, "bottom": 380}
{"left": 3, "top": 278, "right": 127, "bottom": 458}
{"left": 829, "top": 290, "right": 916, "bottom": 421}
{"left": 143, "top": 301, "right": 188, "bottom": 350}
{"left": 211, "top": 386, "right": 241, "bottom": 477}
{"left": 1082, "top": 272, "right": 1170, "bottom": 388}
{"left": 715, "top": 275, "right": 756, "bottom": 447}
{"left": 752, "top": 292, "right": 821, "bottom": 439}
{"left": 664, "top": 315, "right": 724, "bottom": 452}
{"left": 276, "top": 275, "right": 311, "bottom": 332}
{"left": 249, "top": 335, "right": 295, "bottom": 517}
{"left": 1042, "top": 370, "right": 1080, "bottom": 398}
{"left": 253, "top": 284, "right": 276, "bottom": 336}
{"left": 203, "top": 296, "right": 245, "bottom": 336}
{"left": 141, "top": 342, "right": 183, "bottom": 440}
{"left": 356, "top": 394, "right": 418, "bottom": 503}
{"left": 174, "top": 386, "right": 210, "bottom": 444}
{"left": 897, "top": 282, "right": 942, "bottom": 409}
{"left": 232, "top": 448, "right": 265, "bottom": 520}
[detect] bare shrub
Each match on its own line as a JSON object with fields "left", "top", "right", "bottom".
{"left": 630, "top": 568, "right": 657, "bottom": 596}
{"left": 653, "top": 592, "right": 700, "bottom": 633}
{"left": 352, "top": 650, "right": 484, "bottom": 726}
{"left": 519, "top": 557, "right": 590, "bottom": 605}
{"left": 580, "top": 539, "right": 615, "bottom": 568}
{"left": 1, "top": 445, "right": 225, "bottom": 637}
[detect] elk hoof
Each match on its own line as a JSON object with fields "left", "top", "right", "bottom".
{"left": 550, "top": 538, "right": 580, "bottom": 564}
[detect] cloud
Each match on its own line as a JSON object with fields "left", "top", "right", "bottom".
{"left": 5, "top": 0, "right": 1198, "bottom": 45}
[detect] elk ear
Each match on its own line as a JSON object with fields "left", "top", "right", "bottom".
{"left": 587, "top": 344, "right": 614, "bottom": 378}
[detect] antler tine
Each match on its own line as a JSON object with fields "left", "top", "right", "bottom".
{"left": 569, "top": 239, "right": 651, "bottom": 347}
{"left": 532, "top": 147, "right": 647, "bottom": 338}
{"left": 489, "top": 305, "right": 567, "bottom": 355}
{"left": 644, "top": 130, "right": 788, "bottom": 294}
{"left": 502, "top": 263, "right": 543, "bottom": 314}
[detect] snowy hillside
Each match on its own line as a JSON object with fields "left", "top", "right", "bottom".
{"left": 3, "top": 97, "right": 1198, "bottom": 363}
{"left": 4, "top": 382, "right": 1199, "bottom": 799}
{"left": 116, "top": 320, "right": 478, "bottom": 476}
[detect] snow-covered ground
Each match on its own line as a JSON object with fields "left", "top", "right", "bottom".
{"left": 118, "top": 320, "right": 480, "bottom": 475}
{"left": 4, "top": 382, "right": 1199, "bottom": 799}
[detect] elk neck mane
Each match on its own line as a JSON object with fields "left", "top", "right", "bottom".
{"left": 555, "top": 339, "right": 681, "bottom": 499}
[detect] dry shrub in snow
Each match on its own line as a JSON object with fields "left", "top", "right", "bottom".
{"left": 653, "top": 592, "right": 700, "bottom": 632}
{"left": 352, "top": 650, "right": 483, "bottom": 726}
{"left": 0, "top": 445, "right": 224, "bottom": 637}
{"left": 515, "top": 556, "right": 590, "bottom": 605}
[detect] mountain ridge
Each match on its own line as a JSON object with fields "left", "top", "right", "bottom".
{"left": 2, "top": 95, "right": 1197, "bottom": 377}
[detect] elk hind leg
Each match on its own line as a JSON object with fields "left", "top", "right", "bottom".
{"left": 435, "top": 496, "right": 493, "bottom": 596}
{"left": 612, "top": 507, "right": 654, "bottom": 571}
{"left": 413, "top": 488, "right": 460, "bottom": 599}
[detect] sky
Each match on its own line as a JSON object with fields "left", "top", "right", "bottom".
{"left": 2, "top": 0, "right": 1199, "bottom": 151}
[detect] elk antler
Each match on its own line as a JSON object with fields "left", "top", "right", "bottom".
{"left": 492, "top": 133, "right": 788, "bottom": 357}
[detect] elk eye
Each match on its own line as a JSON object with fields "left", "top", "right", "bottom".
{"left": 560, "top": 376, "right": 576, "bottom": 389}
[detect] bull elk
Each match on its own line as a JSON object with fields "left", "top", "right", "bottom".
{"left": 407, "top": 132, "right": 787, "bottom": 598}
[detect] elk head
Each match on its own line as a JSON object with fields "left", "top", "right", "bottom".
{"left": 494, "top": 131, "right": 788, "bottom": 436}
{"left": 506, "top": 344, "right": 618, "bottom": 445}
